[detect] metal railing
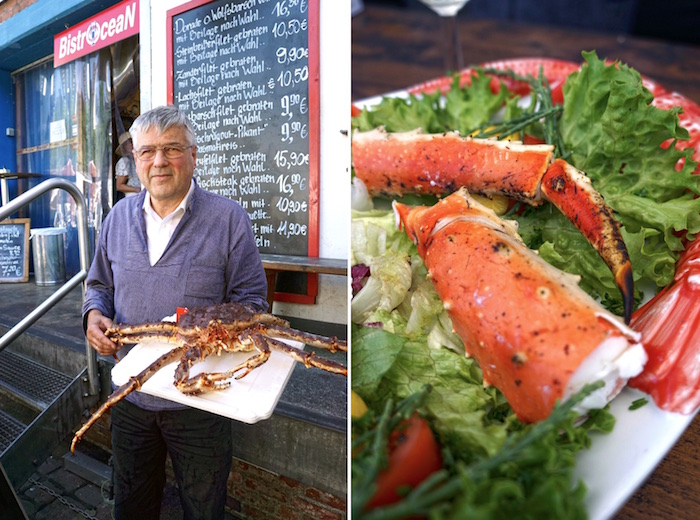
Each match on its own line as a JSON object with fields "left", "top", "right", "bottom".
{"left": 0, "top": 178, "right": 98, "bottom": 396}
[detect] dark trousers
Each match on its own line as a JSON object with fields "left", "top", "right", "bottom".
{"left": 110, "top": 399, "right": 233, "bottom": 520}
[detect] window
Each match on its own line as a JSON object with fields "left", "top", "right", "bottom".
{"left": 13, "top": 49, "right": 113, "bottom": 273}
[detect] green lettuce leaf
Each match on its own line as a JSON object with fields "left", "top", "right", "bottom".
{"left": 353, "top": 72, "right": 511, "bottom": 135}
{"left": 352, "top": 325, "right": 508, "bottom": 461}
{"left": 352, "top": 383, "right": 615, "bottom": 520}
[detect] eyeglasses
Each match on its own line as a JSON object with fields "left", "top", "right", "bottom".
{"left": 134, "top": 144, "right": 194, "bottom": 161}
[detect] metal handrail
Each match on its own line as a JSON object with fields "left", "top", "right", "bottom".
{"left": 0, "top": 178, "right": 97, "bottom": 396}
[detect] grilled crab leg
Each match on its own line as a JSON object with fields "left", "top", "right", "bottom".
{"left": 394, "top": 188, "right": 646, "bottom": 423}
{"left": 353, "top": 128, "right": 634, "bottom": 323}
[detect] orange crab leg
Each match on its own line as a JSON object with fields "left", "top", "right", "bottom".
{"left": 394, "top": 188, "right": 645, "bottom": 423}
{"left": 353, "top": 129, "right": 634, "bottom": 323}
{"left": 353, "top": 129, "right": 553, "bottom": 201}
{"left": 539, "top": 158, "right": 634, "bottom": 323}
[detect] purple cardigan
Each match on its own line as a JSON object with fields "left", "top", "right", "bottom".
{"left": 83, "top": 182, "right": 268, "bottom": 410}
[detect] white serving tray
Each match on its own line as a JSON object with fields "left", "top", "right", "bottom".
{"left": 111, "top": 338, "right": 303, "bottom": 424}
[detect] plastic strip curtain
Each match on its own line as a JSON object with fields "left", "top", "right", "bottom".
{"left": 14, "top": 50, "right": 112, "bottom": 276}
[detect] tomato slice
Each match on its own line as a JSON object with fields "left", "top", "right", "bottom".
{"left": 366, "top": 413, "right": 443, "bottom": 510}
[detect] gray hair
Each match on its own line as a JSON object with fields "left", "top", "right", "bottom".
{"left": 129, "top": 105, "right": 196, "bottom": 147}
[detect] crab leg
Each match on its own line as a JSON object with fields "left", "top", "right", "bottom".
{"left": 106, "top": 322, "right": 179, "bottom": 345}
{"left": 265, "top": 337, "right": 348, "bottom": 375}
{"left": 260, "top": 323, "right": 348, "bottom": 352}
{"left": 173, "top": 331, "right": 271, "bottom": 394}
{"left": 353, "top": 128, "right": 634, "bottom": 323}
{"left": 394, "top": 188, "right": 646, "bottom": 423}
{"left": 71, "top": 345, "right": 187, "bottom": 454}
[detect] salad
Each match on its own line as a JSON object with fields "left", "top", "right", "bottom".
{"left": 350, "top": 52, "right": 700, "bottom": 518}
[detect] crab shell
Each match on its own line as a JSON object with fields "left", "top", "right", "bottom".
{"left": 394, "top": 188, "right": 646, "bottom": 422}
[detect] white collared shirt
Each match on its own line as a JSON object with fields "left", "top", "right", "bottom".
{"left": 142, "top": 180, "right": 195, "bottom": 266}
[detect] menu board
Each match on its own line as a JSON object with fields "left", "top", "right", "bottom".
{"left": 166, "top": 0, "right": 319, "bottom": 259}
{"left": 0, "top": 219, "right": 30, "bottom": 283}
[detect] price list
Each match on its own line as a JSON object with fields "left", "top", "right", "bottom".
{"left": 0, "top": 220, "right": 29, "bottom": 282}
{"left": 170, "top": 0, "right": 314, "bottom": 255}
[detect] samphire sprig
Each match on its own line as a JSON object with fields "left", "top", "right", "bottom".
{"left": 471, "top": 66, "right": 571, "bottom": 160}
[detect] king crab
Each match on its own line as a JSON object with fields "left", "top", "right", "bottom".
{"left": 71, "top": 302, "right": 347, "bottom": 453}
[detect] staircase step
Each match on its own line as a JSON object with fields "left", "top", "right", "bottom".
{"left": 0, "top": 350, "right": 72, "bottom": 408}
{"left": 63, "top": 451, "right": 113, "bottom": 494}
{"left": 0, "top": 410, "right": 26, "bottom": 454}
{"left": 0, "top": 390, "right": 36, "bottom": 426}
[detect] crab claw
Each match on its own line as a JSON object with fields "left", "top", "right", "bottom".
{"left": 540, "top": 158, "right": 634, "bottom": 324}
{"left": 352, "top": 128, "right": 634, "bottom": 323}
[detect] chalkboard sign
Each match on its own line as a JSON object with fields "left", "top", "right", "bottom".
{"left": 0, "top": 218, "right": 30, "bottom": 283}
{"left": 166, "top": 0, "right": 319, "bottom": 263}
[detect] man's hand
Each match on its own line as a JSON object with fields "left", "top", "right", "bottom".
{"left": 86, "top": 309, "right": 120, "bottom": 358}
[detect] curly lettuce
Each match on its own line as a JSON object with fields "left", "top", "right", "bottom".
{"left": 353, "top": 72, "right": 511, "bottom": 135}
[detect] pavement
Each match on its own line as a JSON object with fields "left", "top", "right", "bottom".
{"left": 16, "top": 448, "right": 195, "bottom": 520}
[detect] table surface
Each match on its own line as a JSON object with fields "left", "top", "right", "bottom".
{"left": 352, "top": 4, "right": 700, "bottom": 519}
{"left": 259, "top": 253, "right": 347, "bottom": 275}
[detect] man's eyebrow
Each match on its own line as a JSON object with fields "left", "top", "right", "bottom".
{"left": 137, "top": 141, "right": 188, "bottom": 148}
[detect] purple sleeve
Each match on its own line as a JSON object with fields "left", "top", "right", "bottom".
{"left": 82, "top": 217, "right": 116, "bottom": 331}
{"left": 224, "top": 205, "right": 269, "bottom": 312}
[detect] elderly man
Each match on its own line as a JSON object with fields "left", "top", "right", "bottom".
{"left": 83, "top": 105, "right": 268, "bottom": 520}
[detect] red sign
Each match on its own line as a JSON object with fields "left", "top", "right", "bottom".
{"left": 54, "top": 0, "right": 140, "bottom": 67}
